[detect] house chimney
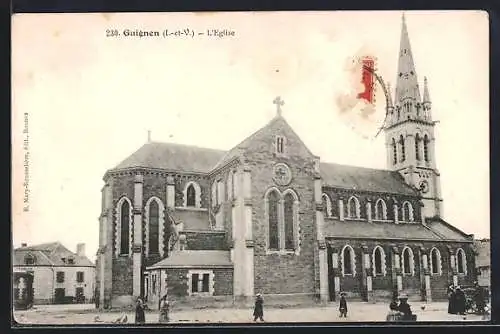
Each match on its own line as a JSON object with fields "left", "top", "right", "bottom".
{"left": 76, "top": 243, "right": 86, "bottom": 257}
{"left": 21, "top": 243, "right": 27, "bottom": 247}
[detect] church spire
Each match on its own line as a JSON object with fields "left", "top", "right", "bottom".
{"left": 395, "top": 13, "right": 421, "bottom": 103}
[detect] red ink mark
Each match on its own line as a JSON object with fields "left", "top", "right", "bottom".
{"left": 357, "top": 57, "right": 375, "bottom": 104}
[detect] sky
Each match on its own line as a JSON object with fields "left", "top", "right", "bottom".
{"left": 11, "top": 11, "right": 489, "bottom": 262}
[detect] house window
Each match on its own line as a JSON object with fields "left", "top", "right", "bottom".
{"left": 430, "top": 247, "right": 441, "bottom": 275}
{"left": 373, "top": 246, "right": 386, "bottom": 276}
{"left": 120, "top": 200, "right": 131, "bottom": 255}
{"left": 186, "top": 184, "right": 196, "bottom": 207}
{"left": 456, "top": 248, "right": 467, "bottom": 274}
{"left": 392, "top": 138, "right": 397, "bottom": 165}
{"left": 284, "top": 193, "right": 295, "bottom": 251}
{"left": 267, "top": 189, "right": 280, "bottom": 251}
{"left": 56, "top": 271, "right": 65, "bottom": 283}
{"left": 399, "top": 135, "right": 406, "bottom": 162}
{"left": 415, "top": 133, "right": 421, "bottom": 161}
{"left": 188, "top": 271, "right": 213, "bottom": 295}
{"left": 402, "top": 247, "right": 414, "bottom": 276}
{"left": 424, "top": 135, "right": 430, "bottom": 162}
{"left": 76, "top": 271, "right": 84, "bottom": 283}
{"left": 67, "top": 258, "right": 74, "bottom": 265}
{"left": 341, "top": 245, "right": 356, "bottom": 276}
{"left": 276, "top": 136, "right": 285, "bottom": 154}
{"left": 347, "top": 196, "right": 360, "bottom": 219}
{"left": 374, "top": 199, "right": 387, "bottom": 220}
{"left": 24, "top": 254, "right": 36, "bottom": 265}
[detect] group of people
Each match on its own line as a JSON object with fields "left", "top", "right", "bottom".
{"left": 447, "top": 281, "right": 487, "bottom": 316}
{"left": 134, "top": 295, "right": 171, "bottom": 324}
{"left": 386, "top": 293, "right": 414, "bottom": 322}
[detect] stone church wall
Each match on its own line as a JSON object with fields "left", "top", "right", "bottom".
{"left": 183, "top": 231, "right": 228, "bottom": 250}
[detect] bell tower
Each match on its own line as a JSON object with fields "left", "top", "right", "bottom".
{"left": 384, "top": 14, "right": 443, "bottom": 218}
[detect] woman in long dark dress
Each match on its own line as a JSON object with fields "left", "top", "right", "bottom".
{"left": 397, "top": 295, "right": 413, "bottom": 321}
{"left": 253, "top": 294, "right": 264, "bottom": 322}
{"left": 135, "top": 298, "right": 146, "bottom": 324}
{"left": 447, "top": 285, "right": 456, "bottom": 314}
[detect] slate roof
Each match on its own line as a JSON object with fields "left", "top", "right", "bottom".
{"left": 320, "top": 162, "right": 418, "bottom": 196}
{"left": 13, "top": 242, "right": 95, "bottom": 267}
{"left": 147, "top": 250, "right": 232, "bottom": 269}
{"left": 113, "top": 142, "right": 226, "bottom": 173}
{"left": 474, "top": 239, "right": 490, "bottom": 268}
{"left": 323, "top": 218, "right": 471, "bottom": 242}
{"left": 110, "top": 116, "right": 416, "bottom": 197}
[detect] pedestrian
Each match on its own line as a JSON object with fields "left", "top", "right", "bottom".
{"left": 447, "top": 285, "right": 456, "bottom": 314}
{"left": 253, "top": 293, "right": 264, "bottom": 322}
{"left": 454, "top": 286, "right": 466, "bottom": 315}
{"left": 159, "top": 295, "right": 170, "bottom": 323}
{"left": 135, "top": 297, "right": 146, "bottom": 324}
{"left": 386, "top": 299, "right": 401, "bottom": 322}
{"left": 339, "top": 292, "right": 348, "bottom": 318}
{"left": 397, "top": 294, "right": 413, "bottom": 321}
{"left": 473, "top": 281, "right": 485, "bottom": 315}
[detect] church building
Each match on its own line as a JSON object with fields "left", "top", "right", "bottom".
{"left": 95, "top": 16, "right": 476, "bottom": 309}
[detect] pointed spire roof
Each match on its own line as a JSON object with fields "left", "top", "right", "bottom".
{"left": 395, "top": 13, "right": 421, "bottom": 103}
{"left": 423, "top": 76, "right": 431, "bottom": 103}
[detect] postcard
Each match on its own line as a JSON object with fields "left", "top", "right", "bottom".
{"left": 11, "top": 11, "right": 490, "bottom": 325}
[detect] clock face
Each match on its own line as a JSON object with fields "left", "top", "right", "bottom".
{"left": 273, "top": 163, "right": 292, "bottom": 186}
{"left": 419, "top": 180, "right": 429, "bottom": 194}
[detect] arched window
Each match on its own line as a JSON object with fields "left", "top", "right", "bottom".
{"left": 415, "top": 133, "right": 421, "bottom": 161}
{"left": 322, "top": 193, "right": 332, "bottom": 218}
{"left": 401, "top": 201, "right": 414, "bottom": 222}
{"left": 430, "top": 247, "right": 442, "bottom": 275}
{"left": 341, "top": 245, "right": 356, "bottom": 276}
{"left": 148, "top": 200, "right": 159, "bottom": 254}
{"left": 267, "top": 190, "right": 280, "bottom": 251}
{"left": 402, "top": 247, "right": 414, "bottom": 276}
{"left": 184, "top": 181, "right": 201, "bottom": 208}
{"left": 186, "top": 185, "right": 196, "bottom": 207}
{"left": 424, "top": 135, "right": 430, "bottom": 162}
{"left": 347, "top": 196, "right": 360, "bottom": 219}
{"left": 120, "top": 200, "right": 131, "bottom": 255}
{"left": 456, "top": 248, "right": 467, "bottom": 274}
{"left": 372, "top": 246, "right": 386, "bottom": 276}
{"left": 399, "top": 135, "right": 406, "bottom": 162}
{"left": 284, "top": 193, "right": 295, "bottom": 251}
{"left": 392, "top": 138, "right": 397, "bottom": 165}
{"left": 374, "top": 199, "right": 387, "bottom": 220}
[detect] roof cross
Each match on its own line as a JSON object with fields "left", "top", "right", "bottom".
{"left": 273, "top": 96, "right": 285, "bottom": 116}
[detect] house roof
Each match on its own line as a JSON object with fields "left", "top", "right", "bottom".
{"left": 113, "top": 142, "right": 226, "bottom": 173}
{"left": 323, "top": 219, "right": 472, "bottom": 242}
{"left": 474, "top": 239, "right": 490, "bottom": 268}
{"left": 147, "top": 250, "right": 232, "bottom": 269}
{"left": 13, "top": 242, "right": 94, "bottom": 267}
{"left": 320, "top": 163, "right": 418, "bottom": 196}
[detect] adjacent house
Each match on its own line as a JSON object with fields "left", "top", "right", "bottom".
{"left": 13, "top": 242, "right": 95, "bottom": 305}
{"left": 474, "top": 239, "right": 490, "bottom": 288}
